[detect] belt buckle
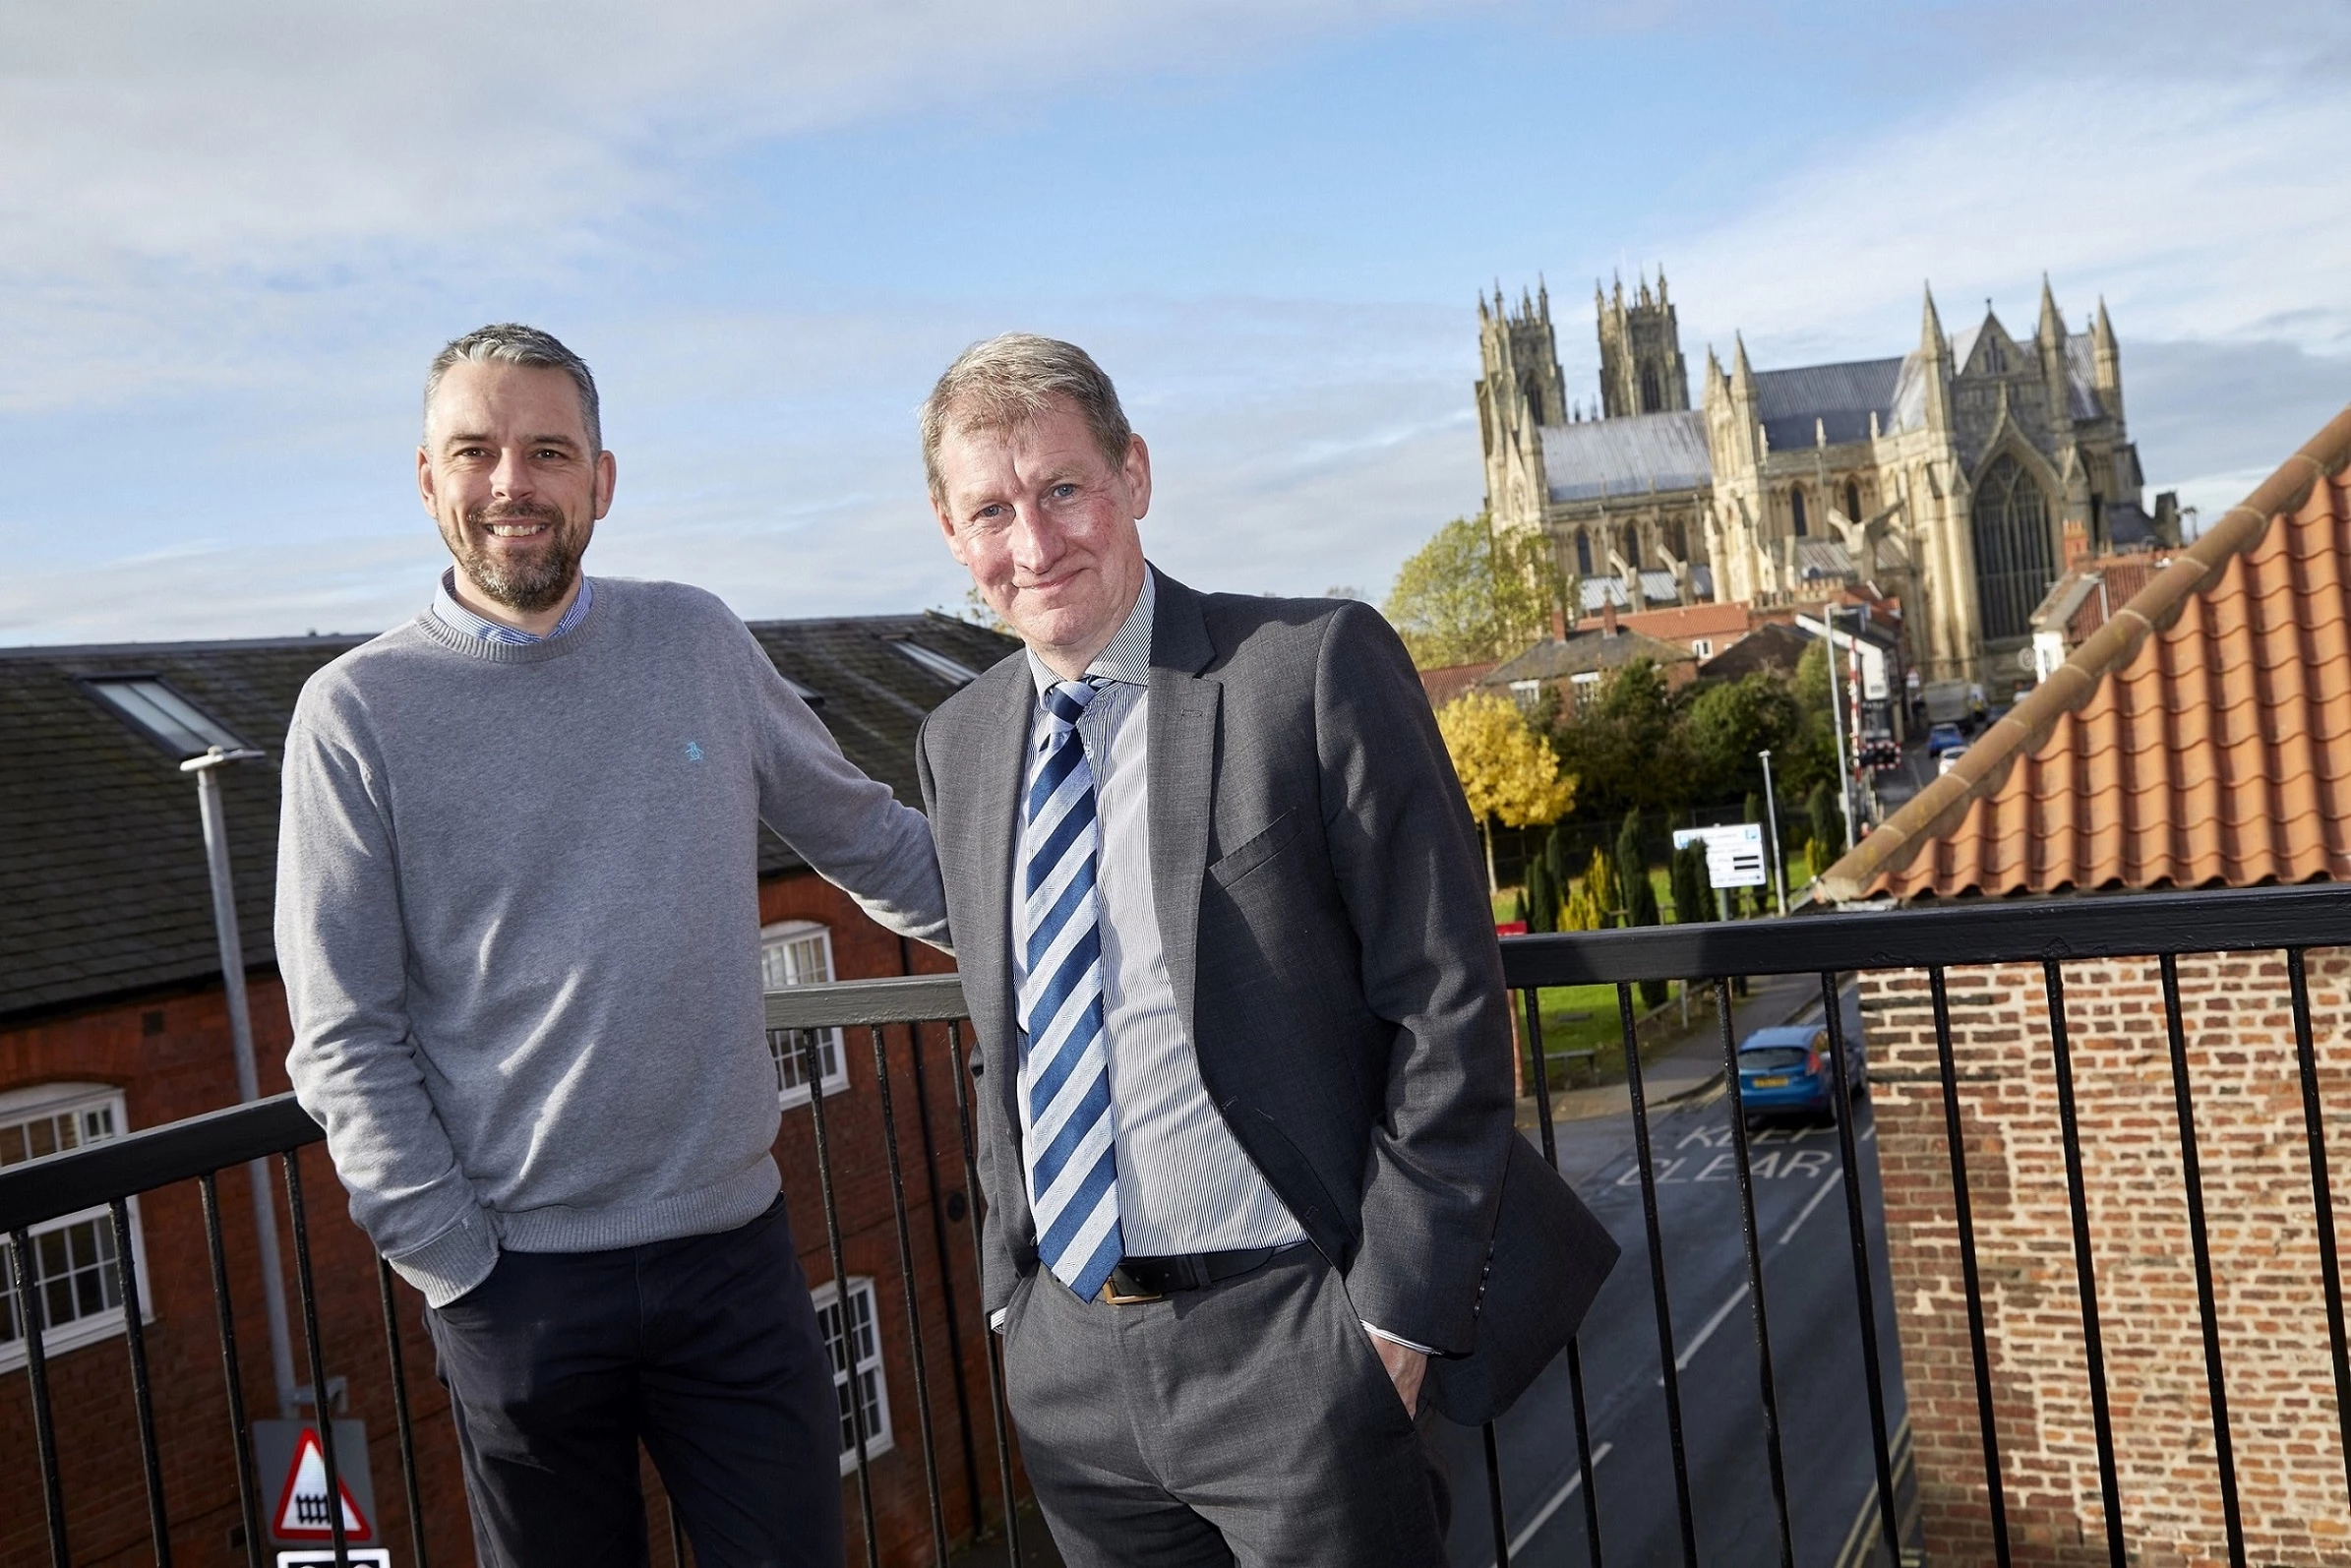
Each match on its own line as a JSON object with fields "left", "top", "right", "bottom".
{"left": 1100, "top": 1267, "right": 1162, "bottom": 1305}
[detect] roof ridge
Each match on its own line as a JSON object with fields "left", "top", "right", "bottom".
{"left": 1822, "top": 400, "right": 2351, "bottom": 902}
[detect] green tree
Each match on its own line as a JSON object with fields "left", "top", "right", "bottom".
{"left": 1778, "top": 639, "right": 1844, "bottom": 798}
{"left": 1383, "top": 513, "right": 1563, "bottom": 668}
{"left": 1806, "top": 780, "right": 1841, "bottom": 870}
{"left": 1548, "top": 659, "right": 1696, "bottom": 821}
{"left": 1684, "top": 672, "right": 1805, "bottom": 803}
{"left": 1436, "top": 691, "right": 1576, "bottom": 891}
{"left": 1615, "top": 810, "right": 1666, "bottom": 1007}
{"left": 1525, "top": 851, "right": 1557, "bottom": 934}
{"left": 1669, "top": 840, "right": 1714, "bottom": 925}
{"left": 1578, "top": 844, "right": 1616, "bottom": 929}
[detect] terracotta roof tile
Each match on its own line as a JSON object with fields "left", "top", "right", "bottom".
{"left": 1823, "top": 403, "right": 2351, "bottom": 900}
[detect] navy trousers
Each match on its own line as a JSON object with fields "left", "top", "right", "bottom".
{"left": 424, "top": 1198, "right": 843, "bottom": 1568}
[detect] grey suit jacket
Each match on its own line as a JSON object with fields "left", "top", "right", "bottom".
{"left": 917, "top": 571, "right": 1611, "bottom": 1386}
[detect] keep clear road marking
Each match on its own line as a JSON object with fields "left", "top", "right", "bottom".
{"left": 1486, "top": 1441, "right": 1615, "bottom": 1568}
{"left": 1658, "top": 1282, "right": 1751, "bottom": 1384}
{"left": 1778, "top": 1167, "right": 1846, "bottom": 1247}
{"left": 1653, "top": 1118, "right": 1873, "bottom": 1387}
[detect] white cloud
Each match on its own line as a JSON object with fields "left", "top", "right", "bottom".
{"left": 1653, "top": 76, "right": 2351, "bottom": 367}
{"left": 0, "top": 0, "right": 1464, "bottom": 407}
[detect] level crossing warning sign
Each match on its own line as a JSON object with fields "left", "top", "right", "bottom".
{"left": 271, "top": 1425, "right": 374, "bottom": 1541}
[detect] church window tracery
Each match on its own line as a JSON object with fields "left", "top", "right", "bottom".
{"left": 1845, "top": 479, "right": 1862, "bottom": 523}
{"left": 1790, "top": 486, "right": 1808, "bottom": 537}
{"left": 1970, "top": 453, "right": 2056, "bottom": 641}
{"left": 1640, "top": 364, "right": 1661, "bottom": 414}
{"left": 1575, "top": 531, "right": 1593, "bottom": 576}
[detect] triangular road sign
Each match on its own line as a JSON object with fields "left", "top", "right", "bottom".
{"left": 271, "top": 1426, "right": 373, "bottom": 1541}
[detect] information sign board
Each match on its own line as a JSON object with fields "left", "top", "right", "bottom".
{"left": 1671, "top": 823, "right": 1769, "bottom": 889}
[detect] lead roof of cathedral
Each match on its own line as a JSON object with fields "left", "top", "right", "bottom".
{"left": 1539, "top": 410, "right": 1712, "bottom": 501}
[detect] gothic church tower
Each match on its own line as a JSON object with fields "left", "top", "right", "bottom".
{"left": 1476, "top": 282, "right": 1567, "bottom": 535}
{"left": 1597, "top": 271, "right": 1690, "bottom": 417}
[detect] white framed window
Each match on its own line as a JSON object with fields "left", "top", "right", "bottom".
{"left": 0, "top": 1084, "right": 151, "bottom": 1367}
{"left": 1690, "top": 638, "right": 1714, "bottom": 660}
{"left": 1507, "top": 679, "right": 1541, "bottom": 708}
{"left": 761, "top": 921, "right": 848, "bottom": 1107}
{"left": 812, "top": 1277, "right": 893, "bottom": 1473}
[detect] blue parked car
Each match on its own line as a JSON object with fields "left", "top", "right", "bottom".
{"left": 1736, "top": 1023, "right": 1865, "bottom": 1127}
{"left": 1925, "top": 722, "right": 1966, "bottom": 757}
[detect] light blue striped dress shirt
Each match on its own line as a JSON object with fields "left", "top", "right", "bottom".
{"left": 1012, "top": 569, "right": 1306, "bottom": 1257}
{"left": 430, "top": 569, "right": 595, "bottom": 643}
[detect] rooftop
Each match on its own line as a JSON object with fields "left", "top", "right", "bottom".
{"left": 1823, "top": 401, "right": 2351, "bottom": 901}
{"left": 1483, "top": 624, "right": 1697, "bottom": 686}
{"left": 1540, "top": 410, "right": 1712, "bottom": 502}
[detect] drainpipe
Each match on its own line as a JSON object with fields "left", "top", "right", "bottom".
{"left": 183, "top": 745, "right": 300, "bottom": 1418}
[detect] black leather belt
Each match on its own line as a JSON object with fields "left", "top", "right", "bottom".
{"left": 1101, "top": 1247, "right": 1281, "bottom": 1304}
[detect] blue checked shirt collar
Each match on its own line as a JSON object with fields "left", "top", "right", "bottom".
{"left": 431, "top": 569, "right": 595, "bottom": 645}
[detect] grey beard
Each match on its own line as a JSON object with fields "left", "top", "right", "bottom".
{"left": 452, "top": 514, "right": 583, "bottom": 614}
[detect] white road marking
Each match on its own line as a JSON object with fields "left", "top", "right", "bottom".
{"left": 1779, "top": 1166, "right": 1847, "bottom": 1246}
{"left": 1658, "top": 1281, "right": 1752, "bottom": 1383}
{"left": 1488, "top": 1441, "right": 1614, "bottom": 1567}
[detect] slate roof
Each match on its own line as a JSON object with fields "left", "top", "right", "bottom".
{"left": 1823, "top": 403, "right": 2351, "bottom": 901}
{"left": 1697, "top": 620, "right": 1814, "bottom": 682}
{"left": 1481, "top": 627, "right": 1697, "bottom": 686}
{"left": 0, "top": 603, "right": 1017, "bottom": 1023}
{"left": 1755, "top": 358, "right": 1904, "bottom": 451}
{"left": 1540, "top": 411, "right": 1713, "bottom": 502}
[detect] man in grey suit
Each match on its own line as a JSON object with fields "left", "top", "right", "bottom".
{"left": 916, "top": 334, "right": 1612, "bottom": 1566}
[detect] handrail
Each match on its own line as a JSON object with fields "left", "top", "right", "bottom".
{"left": 8, "top": 882, "right": 2344, "bottom": 1235}
{"left": 0, "top": 1093, "right": 320, "bottom": 1233}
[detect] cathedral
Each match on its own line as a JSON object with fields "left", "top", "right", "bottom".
{"left": 1476, "top": 271, "right": 2152, "bottom": 685}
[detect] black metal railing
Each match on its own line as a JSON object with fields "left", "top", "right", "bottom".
{"left": 6, "top": 881, "right": 2350, "bottom": 1567}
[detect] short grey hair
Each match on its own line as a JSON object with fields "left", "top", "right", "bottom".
{"left": 424, "top": 323, "right": 602, "bottom": 453}
{"left": 919, "top": 333, "right": 1131, "bottom": 501}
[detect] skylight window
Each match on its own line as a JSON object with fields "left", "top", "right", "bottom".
{"left": 892, "top": 641, "right": 979, "bottom": 687}
{"left": 782, "top": 675, "right": 825, "bottom": 708}
{"left": 85, "top": 678, "right": 248, "bottom": 759}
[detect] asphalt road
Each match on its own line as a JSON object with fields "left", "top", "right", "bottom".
{"left": 1436, "top": 985, "right": 1914, "bottom": 1568}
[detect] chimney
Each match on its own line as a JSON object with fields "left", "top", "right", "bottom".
{"left": 1601, "top": 599, "right": 1619, "bottom": 638}
{"left": 1550, "top": 604, "right": 1568, "bottom": 641}
{"left": 2062, "top": 518, "right": 2088, "bottom": 571}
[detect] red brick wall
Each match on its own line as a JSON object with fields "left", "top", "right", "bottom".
{"left": 0, "top": 980, "right": 474, "bottom": 1568}
{"left": 1862, "top": 951, "right": 2351, "bottom": 1566}
{"left": 1, "top": 872, "right": 1016, "bottom": 1568}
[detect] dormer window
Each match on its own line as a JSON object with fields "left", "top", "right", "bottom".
{"left": 83, "top": 678, "right": 248, "bottom": 760}
{"left": 892, "top": 641, "right": 980, "bottom": 687}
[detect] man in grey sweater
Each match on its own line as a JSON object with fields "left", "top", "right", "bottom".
{"left": 277, "top": 324, "right": 948, "bottom": 1567}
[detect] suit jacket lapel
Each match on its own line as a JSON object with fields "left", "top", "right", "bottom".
{"left": 1147, "top": 573, "right": 1220, "bottom": 1047}
{"left": 954, "top": 660, "right": 1035, "bottom": 1138}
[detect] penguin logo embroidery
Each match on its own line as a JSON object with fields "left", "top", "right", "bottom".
{"left": 684, "top": 741, "right": 705, "bottom": 763}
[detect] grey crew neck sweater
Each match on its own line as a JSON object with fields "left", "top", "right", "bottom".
{"left": 276, "top": 577, "right": 949, "bottom": 1306}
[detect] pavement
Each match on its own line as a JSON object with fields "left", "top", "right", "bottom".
{"left": 1517, "top": 970, "right": 1830, "bottom": 1132}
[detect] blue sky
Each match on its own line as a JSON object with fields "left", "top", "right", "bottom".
{"left": 3, "top": 0, "right": 2345, "bottom": 643}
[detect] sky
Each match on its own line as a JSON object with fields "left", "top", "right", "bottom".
{"left": 3, "top": 0, "right": 2346, "bottom": 645}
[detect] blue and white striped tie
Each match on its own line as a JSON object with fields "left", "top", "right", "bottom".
{"left": 1019, "top": 678, "right": 1123, "bottom": 1301}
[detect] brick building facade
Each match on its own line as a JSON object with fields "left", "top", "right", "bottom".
{"left": 0, "top": 608, "right": 1024, "bottom": 1568}
{"left": 1826, "top": 405, "right": 2351, "bottom": 1562}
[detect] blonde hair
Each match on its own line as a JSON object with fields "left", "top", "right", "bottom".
{"left": 919, "top": 333, "right": 1131, "bottom": 500}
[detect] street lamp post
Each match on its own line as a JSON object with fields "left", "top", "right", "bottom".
{"left": 1821, "top": 609, "right": 1856, "bottom": 855}
{"left": 183, "top": 745, "right": 300, "bottom": 1418}
{"left": 1758, "top": 749, "right": 1789, "bottom": 917}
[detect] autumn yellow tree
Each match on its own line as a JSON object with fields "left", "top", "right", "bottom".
{"left": 1436, "top": 690, "right": 1577, "bottom": 893}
